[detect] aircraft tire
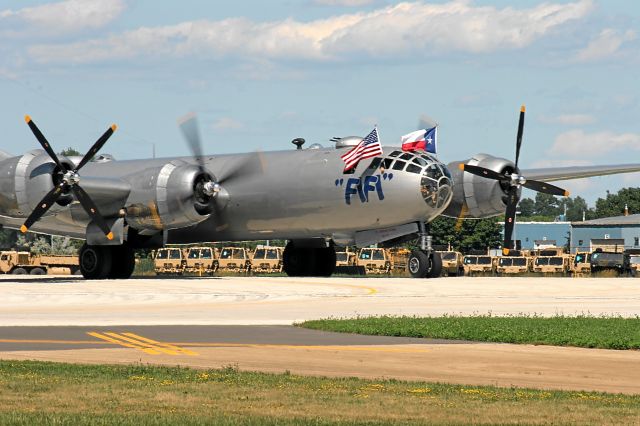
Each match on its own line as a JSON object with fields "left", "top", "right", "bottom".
{"left": 283, "top": 243, "right": 307, "bottom": 277}
{"left": 426, "top": 252, "right": 443, "bottom": 278}
{"left": 79, "top": 243, "right": 112, "bottom": 280}
{"left": 408, "top": 250, "right": 429, "bottom": 278}
{"left": 313, "top": 247, "right": 336, "bottom": 277}
{"left": 108, "top": 246, "right": 136, "bottom": 279}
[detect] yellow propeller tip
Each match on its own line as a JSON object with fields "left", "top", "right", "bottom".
{"left": 106, "top": 232, "right": 114, "bottom": 240}
{"left": 520, "top": 105, "right": 526, "bottom": 113}
{"left": 503, "top": 248, "right": 510, "bottom": 256}
{"left": 458, "top": 163, "right": 465, "bottom": 171}
{"left": 20, "top": 225, "right": 28, "bottom": 233}
{"left": 111, "top": 124, "right": 118, "bottom": 132}
{"left": 24, "top": 115, "right": 31, "bottom": 123}
{"left": 564, "top": 191, "right": 570, "bottom": 197}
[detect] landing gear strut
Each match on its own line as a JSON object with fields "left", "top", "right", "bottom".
{"left": 408, "top": 222, "right": 442, "bottom": 278}
{"left": 79, "top": 243, "right": 136, "bottom": 279}
{"left": 283, "top": 241, "right": 336, "bottom": 277}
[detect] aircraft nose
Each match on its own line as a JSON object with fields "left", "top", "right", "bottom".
{"left": 420, "top": 163, "right": 453, "bottom": 209}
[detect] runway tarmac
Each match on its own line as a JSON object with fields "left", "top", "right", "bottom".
{"left": 1, "top": 275, "right": 639, "bottom": 394}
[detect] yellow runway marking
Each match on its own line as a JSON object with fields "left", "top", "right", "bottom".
{"left": 87, "top": 332, "right": 198, "bottom": 356}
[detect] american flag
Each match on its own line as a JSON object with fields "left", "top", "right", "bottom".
{"left": 341, "top": 127, "right": 383, "bottom": 172}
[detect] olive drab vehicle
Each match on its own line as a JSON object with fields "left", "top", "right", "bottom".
{"left": 217, "top": 247, "right": 252, "bottom": 273}
{"left": 0, "top": 250, "right": 79, "bottom": 275}
{"left": 4, "top": 108, "right": 640, "bottom": 279}
{"left": 437, "top": 251, "right": 464, "bottom": 276}
{"left": 571, "top": 251, "right": 591, "bottom": 276}
{"left": 251, "top": 246, "right": 284, "bottom": 273}
{"left": 462, "top": 254, "right": 495, "bottom": 276}
{"left": 531, "top": 248, "right": 570, "bottom": 275}
{"left": 184, "top": 246, "right": 218, "bottom": 275}
{"left": 356, "top": 247, "right": 392, "bottom": 274}
{"left": 495, "top": 250, "right": 529, "bottom": 275}
{"left": 154, "top": 247, "right": 185, "bottom": 275}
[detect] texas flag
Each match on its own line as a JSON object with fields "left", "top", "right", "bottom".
{"left": 401, "top": 127, "right": 437, "bottom": 154}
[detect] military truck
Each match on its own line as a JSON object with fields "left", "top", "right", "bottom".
{"left": 356, "top": 247, "right": 392, "bottom": 274}
{"left": 438, "top": 251, "right": 464, "bottom": 276}
{"left": 184, "top": 246, "right": 218, "bottom": 275}
{"left": 334, "top": 248, "right": 361, "bottom": 274}
{"left": 462, "top": 254, "right": 494, "bottom": 276}
{"left": 571, "top": 251, "right": 591, "bottom": 276}
{"left": 154, "top": 247, "right": 185, "bottom": 275}
{"left": 251, "top": 246, "right": 283, "bottom": 273}
{"left": 626, "top": 249, "right": 640, "bottom": 277}
{"left": 590, "top": 250, "right": 632, "bottom": 276}
{"left": 496, "top": 251, "right": 529, "bottom": 275}
{"left": 217, "top": 247, "right": 252, "bottom": 273}
{"left": 390, "top": 248, "right": 411, "bottom": 274}
{"left": 531, "top": 248, "right": 570, "bottom": 275}
{"left": 0, "top": 250, "right": 79, "bottom": 275}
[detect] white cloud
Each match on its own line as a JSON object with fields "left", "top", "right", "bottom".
{"left": 538, "top": 113, "right": 596, "bottom": 125}
{"left": 314, "top": 0, "right": 374, "bottom": 6}
{"left": 1, "top": 0, "right": 126, "bottom": 37}
{"left": 574, "top": 28, "right": 636, "bottom": 62}
{"left": 549, "top": 129, "right": 640, "bottom": 158}
{"left": 25, "top": 0, "right": 593, "bottom": 64}
{"left": 212, "top": 117, "right": 244, "bottom": 130}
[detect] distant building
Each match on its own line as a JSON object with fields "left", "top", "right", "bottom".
{"left": 501, "top": 221, "right": 571, "bottom": 250}
{"left": 571, "top": 214, "right": 640, "bottom": 253}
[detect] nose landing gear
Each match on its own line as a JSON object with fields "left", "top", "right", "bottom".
{"left": 408, "top": 222, "right": 442, "bottom": 278}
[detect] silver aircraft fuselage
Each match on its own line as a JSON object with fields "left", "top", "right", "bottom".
{"left": 0, "top": 146, "right": 454, "bottom": 245}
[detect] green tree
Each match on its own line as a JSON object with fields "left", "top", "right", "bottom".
{"left": 429, "top": 216, "right": 502, "bottom": 252}
{"left": 594, "top": 187, "right": 640, "bottom": 219}
{"left": 533, "top": 192, "right": 561, "bottom": 218}
{"left": 60, "top": 147, "right": 81, "bottom": 157}
{"left": 517, "top": 198, "right": 535, "bottom": 217}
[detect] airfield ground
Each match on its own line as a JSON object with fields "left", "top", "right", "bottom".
{"left": 1, "top": 275, "right": 639, "bottom": 397}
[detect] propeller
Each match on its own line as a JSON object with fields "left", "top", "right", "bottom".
{"left": 459, "top": 105, "right": 569, "bottom": 254}
{"left": 177, "top": 112, "right": 264, "bottom": 207}
{"left": 20, "top": 115, "right": 117, "bottom": 240}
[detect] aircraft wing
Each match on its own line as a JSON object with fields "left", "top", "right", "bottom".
{"left": 521, "top": 164, "right": 640, "bottom": 183}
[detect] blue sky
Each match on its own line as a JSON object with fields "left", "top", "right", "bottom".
{"left": 1, "top": 0, "right": 638, "bottom": 205}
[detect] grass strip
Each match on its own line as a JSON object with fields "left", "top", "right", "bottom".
{"left": 1, "top": 360, "right": 639, "bottom": 425}
{"left": 299, "top": 315, "right": 640, "bottom": 350}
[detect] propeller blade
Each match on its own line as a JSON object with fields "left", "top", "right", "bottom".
{"left": 70, "top": 185, "right": 114, "bottom": 240}
{"left": 75, "top": 124, "right": 117, "bottom": 171}
{"left": 218, "top": 151, "right": 265, "bottom": 185}
{"left": 178, "top": 112, "right": 206, "bottom": 172}
{"left": 20, "top": 183, "right": 67, "bottom": 233}
{"left": 459, "top": 164, "right": 507, "bottom": 181}
{"left": 24, "top": 115, "right": 65, "bottom": 170}
{"left": 502, "top": 186, "right": 519, "bottom": 255}
{"left": 522, "top": 180, "right": 569, "bottom": 197}
{"left": 514, "top": 105, "right": 525, "bottom": 168}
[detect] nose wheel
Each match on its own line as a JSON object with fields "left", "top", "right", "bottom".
{"left": 408, "top": 250, "right": 442, "bottom": 278}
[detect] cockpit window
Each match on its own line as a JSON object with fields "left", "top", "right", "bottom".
{"left": 406, "top": 164, "right": 421, "bottom": 174}
{"left": 392, "top": 160, "right": 406, "bottom": 171}
{"left": 426, "top": 164, "right": 443, "bottom": 179}
{"left": 412, "top": 157, "right": 428, "bottom": 167}
{"left": 382, "top": 158, "right": 393, "bottom": 169}
{"left": 389, "top": 151, "right": 402, "bottom": 158}
{"left": 367, "top": 157, "right": 382, "bottom": 170}
{"left": 400, "top": 153, "right": 413, "bottom": 161}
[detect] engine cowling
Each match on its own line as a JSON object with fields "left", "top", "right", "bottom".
{"left": 124, "top": 160, "right": 215, "bottom": 231}
{"left": 0, "top": 149, "right": 75, "bottom": 218}
{"left": 443, "top": 153, "right": 520, "bottom": 219}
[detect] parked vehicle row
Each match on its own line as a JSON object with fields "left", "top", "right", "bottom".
{"left": 0, "top": 250, "right": 79, "bottom": 275}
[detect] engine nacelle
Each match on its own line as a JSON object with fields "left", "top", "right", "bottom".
{"left": 124, "top": 160, "right": 214, "bottom": 231}
{"left": 0, "top": 149, "right": 74, "bottom": 218}
{"left": 443, "top": 153, "right": 520, "bottom": 219}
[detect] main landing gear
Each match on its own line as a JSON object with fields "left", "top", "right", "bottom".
{"left": 408, "top": 222, "right": 442, "bottom": 278}
{"left": 283, "top": 241, "right": 336, "bottom": 277}
{"left": 79, "top": 243, "right": 135, "bottom": 279}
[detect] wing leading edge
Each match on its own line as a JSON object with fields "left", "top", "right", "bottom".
{"left": 521, "top": 164, "right": 640, "bottom": 183}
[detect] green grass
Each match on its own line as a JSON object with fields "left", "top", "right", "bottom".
{"left": 1, "top": 360, "right": 639, "bottom": 425}
{"left": 299, "top": 315, "right": 640, "bottom": 350}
